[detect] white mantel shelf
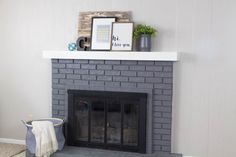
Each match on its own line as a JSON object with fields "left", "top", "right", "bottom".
{"left": 43, "top": 51, "right": 179, "bottom": 61}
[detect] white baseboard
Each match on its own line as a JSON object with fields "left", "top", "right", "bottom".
{"left": 0, "top": 138, "right": 25, "bottom": 145}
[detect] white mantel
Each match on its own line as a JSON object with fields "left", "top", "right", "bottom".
{"left": 43, "top": 51, "right": 179, "bottom": 61}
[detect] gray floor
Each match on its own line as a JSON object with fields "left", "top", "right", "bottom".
{"left": 50, "top": 147, "right": 182, "bottom": 157}
{"left": 26, "top": 146, "right": 181, "bottom": 157}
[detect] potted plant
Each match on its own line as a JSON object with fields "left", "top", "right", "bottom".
{"left": 133, "top": 24, "right": 157, "bottom": 52}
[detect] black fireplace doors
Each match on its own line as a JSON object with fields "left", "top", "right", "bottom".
{"left": 67, "top": 90, "right": 147, "bottom": 153}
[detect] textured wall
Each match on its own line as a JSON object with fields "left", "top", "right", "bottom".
{"left": 51, "top": 59, "right": 173, "bottom": 153}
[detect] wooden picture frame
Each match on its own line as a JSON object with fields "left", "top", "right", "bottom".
{"left": 90, "top": 17, "right": 117, "bottom": 51}
{"left": 111, "top": 22, "right": 134, "bottom": 51}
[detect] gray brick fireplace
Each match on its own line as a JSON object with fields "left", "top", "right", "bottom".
{"left": 51, "top": 59, "right": 173, "bottom": 154}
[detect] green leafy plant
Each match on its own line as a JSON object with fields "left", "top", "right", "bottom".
{"left": 133, "top": 24, "right": 157, "bottom": 39}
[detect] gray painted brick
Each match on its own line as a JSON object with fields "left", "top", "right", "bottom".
{"left": 154, "top": 95, "right": 172, "bottom": 101}
{"left": 137, "top": 83, "right": 153, "bottom": 89}
{"left": 52, "top": 84, "right": 65, "bottom": 89}
{"left": 66, "top": 74, "right": 81, "bottom": 80}
{"left": 97, "top": 76, "right": 112, "bottom": 81}
{"left": 59, "top": 90, "right": 66, "bottom": 95}
{"left": 153, "top": 118, "right": 171, "bottom": 124}
{"left": 162, "top": 123, "right": 171, "bottom": 129}
{"left": 51, "top": 59, "right": 58, "bottom": 63}
{"left": 121, "top": 82, "right": 136, "bottom": 88}
{"left": 163, "top": 78, "right": 173, "bottom": 84}
{"left": 138, "top": 61, "right": 154, "bottom": 65}
{"left": 121, "top": 60, "right": 137, "bottom": 65}
{"left": 52, "top": 89, "right": 59, "bottom": 94}
{"left": 52, "top": 100, "right": 59, "bottom": 105}
{"left": 52, "top": 79, "right": 59, "bottom": 84}
{"left": 90, "top": 70, "right": 104, "bottom": 75}
{"left": 82, "top": 75, "right": 96, "bottom": 80}
{"left": 154, "top": 129, "right": 171, "bottom": 134}
{"left": 60, "top": 79, "right": 74, "bottom": 84}
{"left": 52, "top": 105, "right": 65, "bottom": 110}
{"left": 162, "top": 113, "right": 172, "bottom": 118}
{"left": 74, "top": 80, "right": 89, "bottom": 85}
{"left": 155, "top": 61, "right": 172, "bottom": 66}
{"left": 153, "top": 112, "right": 162, "bottom": 118}
{"left": 59, "top": 100, "right": 65, "bottom": 105}
{"left": 74, "top": 60, "right": 88, "bottom": 64}
{"left": 81, "top": 64, "right": 96, "bottom": 69}
{"left": 161, "top": 146, "right": 171, "bottom": 152}
{"left": 162, "top": 135, "right": 171, "bottom": 140}
{"left": 52, "top": 110, "right": 58, "bottom": 115}
{"left": 105, "top": 60, "right": 120, "bottom": 65}
{"left": 52, "top": 69, "right": 58, "bottom": 74}
{"left": 52, "top": 63, "right": 65, "bottom": 68}
{"left": 162, "top": 101, "right": 172, "bottom": 106}
{"left": 52, "top": 74, "right": 66, "bottom": 79}
{"left": 121, "top": 71, "right": 136, "bottom": 76}
{"left": 154, "top": 106, "right": 172, "bottom": 112}
{"left": 89, "top": 81, "right": 105, "bottom": 86}
{"left": 146, "top": 66, "right": 163, "bottom": 71}
{"left": 66, "top": 64, "right": 80, "bottom": 69}
{"left": 153, "top": 134, "right": 161, "bottom": 140}
{"left": 105, "top": 82, "right": 120, "bottom": 87}
{"left": 113, "top": 65, "right": 129, "bottom": 70}
{"left": 153, "top": 123, "right": 162, "bottom": 129}
{"left": 129, "top": 65, "right": 145, "bottom": 71}
{"left": 52, "top": 95, "right": 65, "bottom": 100}
{"left": 97, "top": 65, "right": 112, "bottom": 70}
{"left": 146, "top": 77, "right": 162, "bottom": 83}
{"left": 59, "top": 69, "right": 73, "bottom": 74}
{"left": 129, "top": 77, "right": 145, "bottom": 82}
{"left": 105, "top": 70, "right": 121, "bottom": 76}
{"left": 153, "top": 145, "right": 161, "bottom": 151}
{"left": 155, "top": 72, "right": 172, "bottom": 78}
{"left": 154, "top": 84, "right": 172, "bottom": 89}
{"left": 137, "top": 71, "right": 154, "bottom": 77}
{"left": 154, "top": 89, "right": 162, "bottom": 94}
{"left": 51, "top": 59, "right": 174, "bottom": 154}
{"left": 89, "top": 60, "right": 104, "bottom": 64}
{"left": 59, "top": 111, "right": 65, "bottom": 116}
{"left": 163, "top": 66, "right": 173, "bottom": 72}
{"left": 153, "top": 140, "right": 171, "bottom": 146}
{"left": 74, "top": 69, "right": 89, "bottom": 75}
{"left": 59, "top": 59, "right": 73, "bottom": 64}
{"left": 163, "top": 90, "right": 172, "bottom": 95}
{"left": 153, "top": 101, "right": 162, "bottom": 106}
{"left": 113, "top": 76, "right": 128, "bottom": 82}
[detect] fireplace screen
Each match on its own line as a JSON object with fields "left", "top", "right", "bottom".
{"left": 67, "top": 90, "right": 147, "bottom": 153}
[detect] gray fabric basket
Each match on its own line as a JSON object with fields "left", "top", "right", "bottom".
{"left": 22, "top": 118, "right": 65, "bottom": 154}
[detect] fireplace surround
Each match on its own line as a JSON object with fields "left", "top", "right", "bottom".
{"left": 51, "top": 58, "right": 174, "bottom": 154}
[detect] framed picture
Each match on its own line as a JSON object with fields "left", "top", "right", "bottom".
{"left": 111, "top": 22, "right": 134, "bottom": 51}
{"left": 90, "top": 17, "right": 117, "bottom": 51}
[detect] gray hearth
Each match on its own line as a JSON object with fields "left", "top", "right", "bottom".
{"left": 51, "top": 59, "right": 174, "bottom": 154}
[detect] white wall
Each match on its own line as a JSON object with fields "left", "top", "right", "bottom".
{"left": 0, "top": 0, "right": 236, "bottom": 157}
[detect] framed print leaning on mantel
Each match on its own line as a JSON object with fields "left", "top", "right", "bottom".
{"left": 111, "top": 22, "right": 134, "bottom": 51}
{"left": 90, "top": 17, "right": 117, "bottom": 51}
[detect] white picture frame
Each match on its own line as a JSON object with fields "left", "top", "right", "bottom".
{"left": 90, "top": 17, "right": 117, "bottom": 51}
{"left": 111, "top": 22, "right": 134, "bottom": 51}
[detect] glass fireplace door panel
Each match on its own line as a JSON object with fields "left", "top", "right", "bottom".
{"left": 123, "top": 102, "right": 139, "bottom": 146}
{"left": 74, "top": 98, "right": 89, "bottom": 142}
{"left": 91, "top": 100, "right": 105, "bottom": 143}
{"left": 107, "top": 100, "right": 121, "bottom": 144}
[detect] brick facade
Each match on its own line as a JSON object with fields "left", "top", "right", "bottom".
{"left": 51, "top": 59, "right": 173, "bottom": 153}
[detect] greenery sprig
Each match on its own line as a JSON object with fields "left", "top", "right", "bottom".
{"left": 133, "top": 24, "right": 157, "bottom": 39}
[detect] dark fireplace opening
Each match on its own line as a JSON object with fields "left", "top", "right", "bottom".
{"left": 67, "top": 90, "right": 147, "bottom": 153}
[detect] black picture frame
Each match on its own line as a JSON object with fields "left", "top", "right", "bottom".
{"left": 90, "top": 17, "right": 117, "bottom": 51}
